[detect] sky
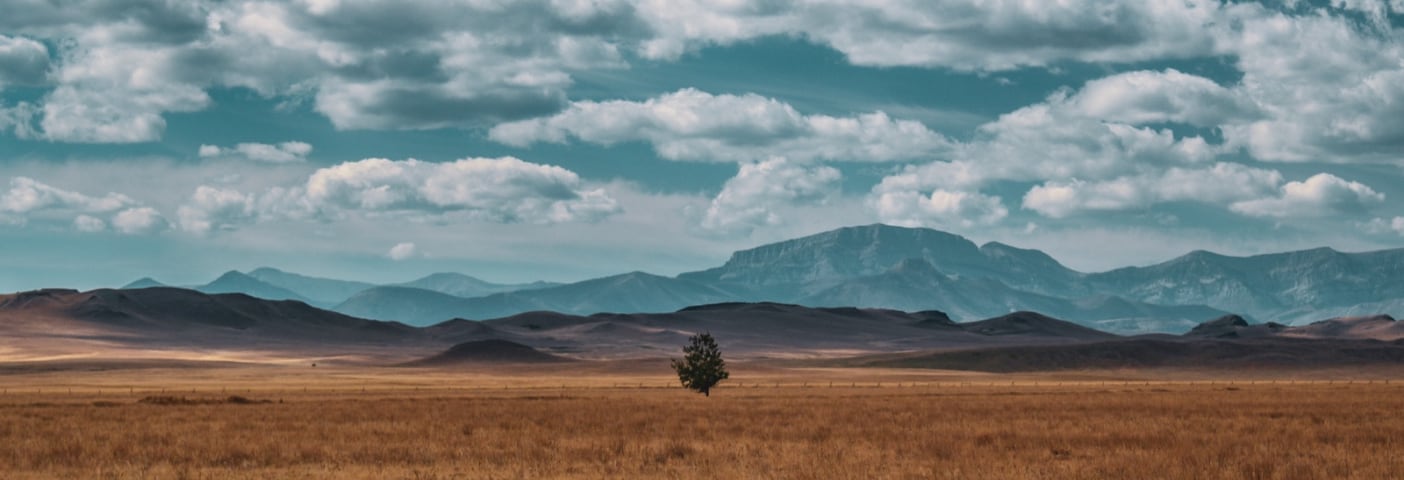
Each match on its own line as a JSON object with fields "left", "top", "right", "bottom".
{"left": 2, "top": 0, "right": 1404, "bottom": 291}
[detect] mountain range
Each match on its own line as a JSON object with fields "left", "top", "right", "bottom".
{"left": 106, "top": 224, "right": 1404, "bottom": 333}
{"left": 4, "top": 287, "right": 1403, "bottom": 371}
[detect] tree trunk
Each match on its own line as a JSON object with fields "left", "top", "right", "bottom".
{"left": 703, "top": 388, "right": 709, "bottom": 397}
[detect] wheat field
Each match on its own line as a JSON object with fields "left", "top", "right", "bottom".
{"left": 2, "top": 365, "right": 1403, "bottom": 479}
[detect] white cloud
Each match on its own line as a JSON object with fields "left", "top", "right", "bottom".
{"left": 1218, "top": 7, "right": 1404, "bottom": 163}
{"left": 176, "top": 186, "right": 257, "bottom": 235}
{"left": 112, "top": 207, "right": 168, "bottom": 235}
{"left": 198, "top": 141, "right": 313, "bottom": 163}
{"left": 0, "top": 177, "right": 173, "bottom": 234}
{"left": 873, "top": 72, "right": 1229, "bottom": 200}
{"left": 72, "top": 215, "right": 106, "bottom": 233}
{"left": 302, "top": 157, "right": 619, "bottom": 222}
{"left": 1362, "top": 216, "right": 1404, "bottom": 236}
{"left": 0, "top": 35, "right": 49, "bottom": 88}
{"left": 175, "top": 156, "right": 621, "bottom": 234}
{"left": 635, "top": 0, "right": 1224, "bottom": 70}
{"left": 387, "top": 242, "right": 417, "bottom": 260}
{"left": 0, "top": 177, "right": 135, "bottom": 214}
{"left": 1230, "top": 173, "right": 1385, "bottom": 218}
{"left": 1069, "top": 69, "right": 1259, "bottom": 127}
{"left": 870, "top": 188, "right": 1008, "bottom": 229}
{"left": 490, "top": 88, "right": 949, "bottom": 163}
{"left": 1021, "top": 163, "right": 1284, "bottom": 218}
{"left": 699, "top": 157, "right": 841, "bottom": 233}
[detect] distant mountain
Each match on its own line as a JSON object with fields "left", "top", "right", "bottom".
{"left": 98, "top": 223, "right": 1404, "bottom": 334}
{"left": 680, "top": 224, "right": 1084, "bottom": 297}
{"left": 333, "top": 286, "right": 478, "bottom": 326}
{"left": 196, "top": 271, "right": 311, "bottom": 304}
{"left": 793, "top": 258, "right": 1223, "bottom": 332}
{"left": 1088, "top": 247, "right": 1404, "bottom": 324}
{"left": 245, "top": 267, "right": 375, "bottom": 306}
{"left": 337, "top": 272, "right": 744, "bottom": 325}
{"left": 680, "top": 224, "right": 998, "bottom": 296}
{"left": 120, "top": 277, "right": 166, "bottom": 289}
{"left": 393, "top": 272, "right": 559, "bottom": 298}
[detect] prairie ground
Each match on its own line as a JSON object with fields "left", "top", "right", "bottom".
{"left": 2, "top": 363, "right": 1403, "bottom": 479}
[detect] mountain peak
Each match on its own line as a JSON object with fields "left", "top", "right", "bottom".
{"left": 212, "top": 270, "right": 254, "bottom": 282}
{"left": 198, "top": 270, "right": 309, "bottom": 303}
{"left": 121, "top": 277, "right": 166, "bottom": 289}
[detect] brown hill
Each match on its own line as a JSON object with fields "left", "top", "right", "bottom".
{"left": 854, "top": 337, "right": 1404, "bottom": 372}
{"left": 400, "top": 340, "right": 572, "bottom": 366}
{"left": 960, "top": 311, "right": 1119, "bottom": 339}
{"left": 1282, "top": 315, "right": 1404, "bottom": 341}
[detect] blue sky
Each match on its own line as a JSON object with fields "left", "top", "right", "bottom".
{"left": 2, "top": 0, "right": 1404, "bottom": 291}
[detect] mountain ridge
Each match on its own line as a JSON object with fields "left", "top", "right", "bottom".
{"left": 90, "top": 223, "right": 1404, "bottom": 333}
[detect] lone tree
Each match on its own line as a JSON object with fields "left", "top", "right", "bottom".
{"left": 671, "top": 332, "right": 729, "bottom": 397}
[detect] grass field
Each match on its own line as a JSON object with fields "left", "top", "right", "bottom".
{"left": 3, "top": 364, "right": 1404, "bottom": 479}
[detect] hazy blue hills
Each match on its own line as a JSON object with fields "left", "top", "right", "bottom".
{"left": 246, "top": 268, "right": 375, "bottom": 306}
{"left": 109, "top": 223, "right": 1404, "bottom": 333}
{"left": 120, "top": 277, "right": 166, "bottom": 289}
{"left": 196, "top": 271, "right": 311, "bottom": 304}
{"left": 338, "top": 272, "right": 744, "bottom": 325}
{"left": 391, "top": 272, "right": 560, "bottom": 298}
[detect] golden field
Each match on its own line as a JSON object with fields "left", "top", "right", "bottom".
{"left": 2, "top": 364, "right": 1404, "bottom": 479}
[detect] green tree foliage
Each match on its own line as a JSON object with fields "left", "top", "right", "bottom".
{"left": 671, "top": 332, "right": 729, "bottom": 397}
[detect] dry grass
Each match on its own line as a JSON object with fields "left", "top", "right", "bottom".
{"left": 2, "top": 366, "right": 1404, "bottom": 479}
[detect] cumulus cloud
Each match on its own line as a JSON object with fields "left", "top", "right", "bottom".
{"left": 0, "top": 0, "right": 644, "bottom": 140}
{"left": 72, "top": 214, "right": 106, "bottom": 233}
{"left": 1020, "top": 163, "right": 1284, "bottom": 218}
{"left": 1362, "top": 216, "right": 1404, "bottom": 236}
{"left": 176, "top": 185, "right": 257, "bottom": 235}
{"left": 872, "top": 71, "right": 1230, "bottom": 210}
{"left": 635, "top": 0, "right": 1224, "bottom": 70}
{"left": 1069, "top": 69, "right": 1260, "bottom": 127}
{"left": 0, "top": 35, "right": 49, "bottom": 87}
{"left": 870, "top": 188, "right": 1008, "bottom": 229}
{"left": 387, "top": 242, "right": 417, "bottom": 260}
{"left": 112, "top": 207, "right": 168, "bottom": 235}
{"left": 302, "top": 157, "right": 619, "bottom": 222}
{"left": 490, "top": 88, "right": 949, "bottom": 163}
{"left": 199, "top": 141, "right": 313, "bottom": 163}
{"left": 0, "top": 177, "right": 135, "bottom": 215}
{"left": 700, "top": 157, "right": 841, "bottom": 233}
{"left": 1230, "top": 173, "right": 1386, "bottom": 218}
{"left": 1218, "top": 7, "right": 1404, "bottom": 163}
{"left": 175, "top": 156, "right": 620, "bottom": 234}
{"left": 0, "top": 177, "right": 172, "bottom": 234}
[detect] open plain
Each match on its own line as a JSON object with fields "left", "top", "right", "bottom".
{"left": 4, "top": 363, "right": 1404, "bottom": 479}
